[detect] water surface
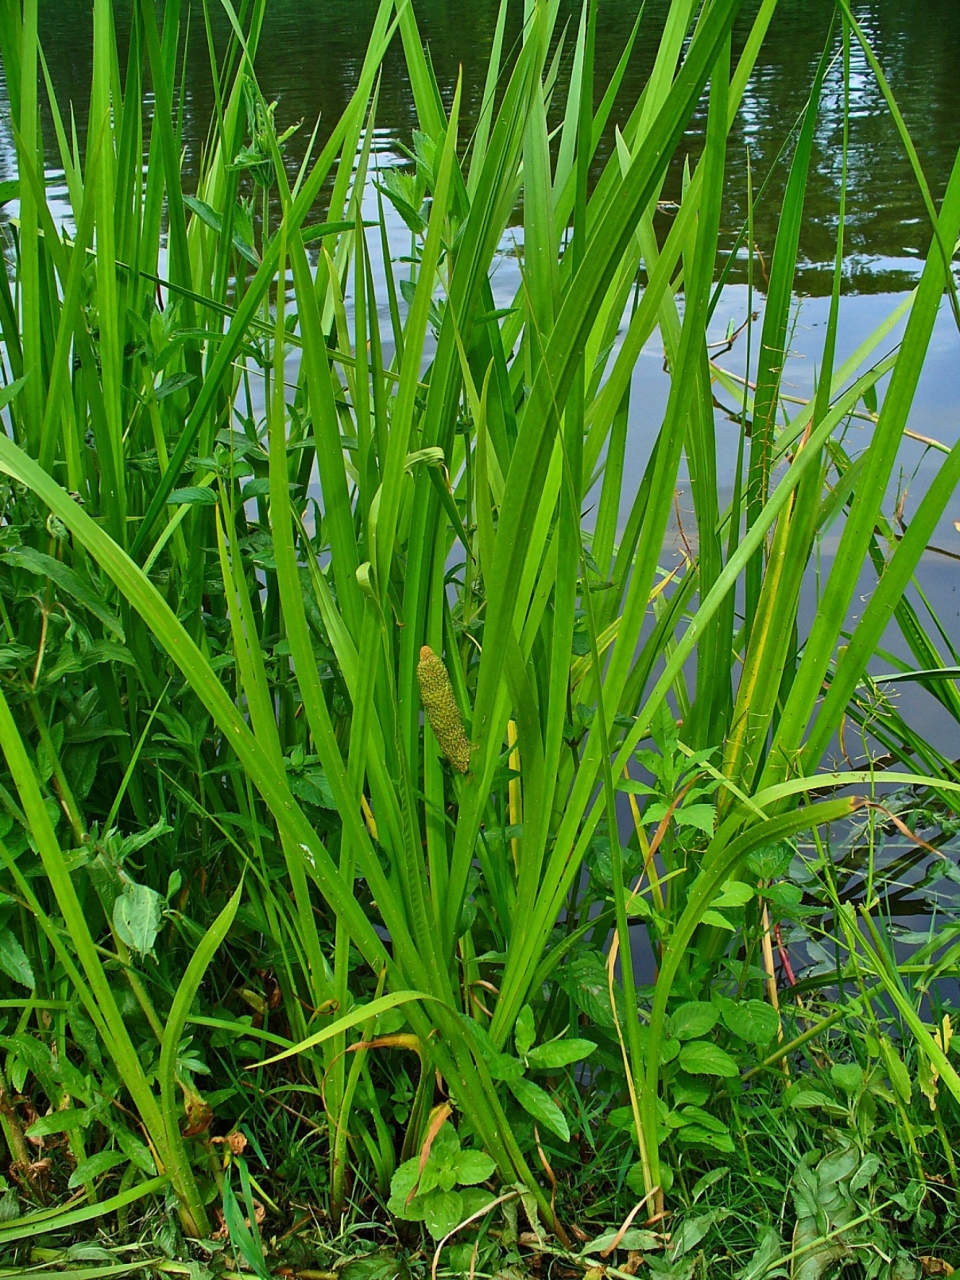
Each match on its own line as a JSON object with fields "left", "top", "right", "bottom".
{"left": 16, "top": 0, "right": 960, "bottom": 293}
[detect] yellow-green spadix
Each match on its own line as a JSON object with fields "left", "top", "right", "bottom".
{"left": 417, "top": 646, "right": 473, "bottom": 773}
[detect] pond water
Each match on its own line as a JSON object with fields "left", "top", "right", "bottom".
{"left": 2, "top": 0, "right": 960, "bottom": 742}
{"left": 15, "top": 0, "right": 960, "bottom": 289}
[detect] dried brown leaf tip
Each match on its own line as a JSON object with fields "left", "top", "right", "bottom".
{"left": 416, "top": 645, "right": 473, "bottom": 773}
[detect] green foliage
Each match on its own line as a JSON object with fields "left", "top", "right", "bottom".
{"left": 388, "top": 1123, "right": 496, "bottom": 1241}
{"left": 0, "top": 0, "right": 956, "bottom": 1274}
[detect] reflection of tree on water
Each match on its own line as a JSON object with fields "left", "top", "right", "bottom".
{"left": 14, "top": 0, "right": 960, "bottom": 297}
{"left": 724, "top": 0, "right": 960, "bottom": 292}
{"left": 0, "top": 58, "right": 19, "bottom": 279}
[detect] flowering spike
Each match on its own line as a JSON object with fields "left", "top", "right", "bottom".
{"left": 417, "top": 646, "right": 473, "bottom": 773}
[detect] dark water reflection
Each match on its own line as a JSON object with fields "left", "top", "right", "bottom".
{"left": 15, "top": 0, "right": 960, "bottom": 295}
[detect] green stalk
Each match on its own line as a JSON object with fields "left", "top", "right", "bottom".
{"left": 0, "top": 686, "right": 207, "bottom": 1232}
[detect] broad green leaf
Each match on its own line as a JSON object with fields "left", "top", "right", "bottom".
{"left": 746, "top": 841, "right": 796, "bottom": 880}
{"left": 166, "top": 487, "right": 219, "bottom": 505}
{"left": 817, "top": 1144, "right": 860, "bottom": 1188}
{"left": 675, "top": 803, "right": 716, "bottom": 834}
{"left": 830, "top": 1063, "right": 863, "bottom": 1095}
{"left": 26, "top": 1107, "right": 91, "bottom": 1138}
{"left": 615, "top": 778, "right": 653, "bottom": 795}
{"left": 154, "top": 373, "right": 197, "bottom": 401}
{"left": 719, "top": 998, "right": 779, "bottom": 1046}
{"left": 625, "top": 1162, "right": 647, "bottom": 1197}
{"left": 508, "top": 1076, "right": 569, "bottom": 1141}
{"left": 675, "top": 1124, "right": 735, "bottom": 1154}
{"left": 584, "top": 1228, "right": 661, "bottom": 1255}
{"left": 670, "top": 1210, "right": 724, "bottom": 1260}
{"left": 700, "top": 909, "right": 736, "bottom": 931}
{"left": 0, "top": 547, "right": 124, "bottom": 640}
{"left": 526, "top": 1039, "right": 597, "bottom": 1070}
{"left": 183, "top": 194, "right": 222, "bottom": 231}
{"left": 486, "top": 1053, "right": 524, "bottom": 1083}
{"left": 515, "top": 1005, "right": 536, "bottom": 1057}
{"left": 459, "top": 1186, "right": 497, "bottom": 1223}
{"left": 0, "top": 927, "right": 34, "bottom": 988}
{"left": 117, "top": 1129, "right": 156, "bottom": 1176}
{"left": 764, "top": 882, "right": 804, "bottom": 910}
{"left": 660, "top": 1038, "right": 681, "bottom": 1064}
{"left": 68, "top": 1149, "right": 128, "bottom": 1189}
{"left": 850, "top": 1153, "right": 882, "bottom": 1193}
{"left": 113, "top": 882, "right": 164, "bottom": 959}
{"left": 713, "top": 880, "right": 755, "bottom": 908}
{"left": 674, "top": 1106, "right": 732, "bottom": 1138}
{"left": 387, "top": 1160, "right": 423, "bottom": 1220}
{"left": 677, "top": 1041, "right": 739, "bottom": 1078}
{"left": 880, "top": 1039, "right": 912, "bottom": 1104}
{"left": 786, "top": 1089, "right": 846, "bottom": 1113}
{"left": 559, "top": 951, "right": 618, "bottom": 1029}
{"left": 669, "top": 1002, "right": 718, "bottom": 1042}
{"left": 453, "top": 1149, "right": 496, "bottom": 1185}
{"left": 422, "top": 1188, "right": 464, "bottom": 1241}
